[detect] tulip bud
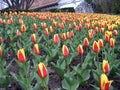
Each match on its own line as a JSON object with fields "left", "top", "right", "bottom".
{"left": 77, "top": 44, "right": 83, "bottom": 55}
{"left": 53, "top": 34, "right": 60, "bottom": 44}
{"left": 44, "top": 28, "right": 49, "bottom": 36}
{"left": 33, "top": 23, "right": 37, "bottom": 32}
{"left": 110, "top": 38, "right": 115, "bottom": 48}
{"left": 100, "top": 73, "right": 113, "bottom": 90}
{"left": 17, "top": 49, "right": 26, "bottom": 63}
{"left": 105, "top": 34, "right": 109, "bottom": 43}
{"left": 67, "top": 32, "right": 71, "bottom": 39}
{"left": 113, "top": 30, "right": 118, "bottom": 36}
{"left": 102, "top": 60, "right": 110, "bottom": 73}
{"left": 93, "top": 41, "right": 100, "bottom": 53}
{"left": 0, "top": 46, "right": 2, "bottom": 57}
{"left": 0, "top": 37, "right": 3, "bottom": 43}
{"left": 33, "top": 44, "right": 40, "bottom": 55}
{"left": 98, "top": 39, "right": 104, "bottom": 48}
{"left": 21, "top": 24, "right": 26, "bottom": 32}
{"left": 83, "top": 38, "right": 89, "bottom": 47}
{"left": 31, "top": 34, "right": 36, "bottom": 42}
{"left": 50, "top": 26, "right": 54, "bottom": 33}
{"left": 16, "top": 29, "right": 21, "bottom": 37}
{"left": 62, "top": 45, "right": 69, "bottom": 57}
{"left": 62, "top": 33, "right": 67, "bottom": 41}
{"left": 38, "top": 62, "right": 47, "bottom": 78}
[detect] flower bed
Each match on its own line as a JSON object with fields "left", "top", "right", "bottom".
{"left": 0, "top": 11, "right": 120, "bottom": 90}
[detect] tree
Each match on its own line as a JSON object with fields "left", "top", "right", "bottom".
{"left": 0, "top": 0, "right": 34, "bottom": 10}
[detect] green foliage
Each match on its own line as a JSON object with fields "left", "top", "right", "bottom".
{"left": 111, "top": 0, "right": 120, "bottom": 14}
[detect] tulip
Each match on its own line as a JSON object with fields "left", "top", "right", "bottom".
{"left": 0, "top": 46, "right": 2, "bottom": 57}
{"left": 21, "top": 24, "right": 26, "bottom": 32}
{"left": 100, "top": 73, "right": 113, "bottom": 90}
{"left": 98, "top": 39, "right": 104, "bottom": 48}
{"left": 16, "top": 29, "right": 21, "bottom": 37}
{"left": 105, "top": 31, "right": 112, "bottom": 38}
{"left": 53, "top": 34, "right": 60, "bottom": 44}
{"left": 33, "top": 44, "right": 40, "bottom": 55}
{"left": 38, "top": 62, "right": 47, "bottom": 78}
{"left": 50, "top": 26, "right": 54, "bottom": 33}
{"left": 83, "top": 38, "right": 89, "bottom": 47}
{"left": 17, "top": 49, "right": 26, "bottom": 63}
{"left": 67, "top": 32, "right": 71, "bottom": 39}
{"left": 0, "top": 37, "right": 3, "bottom": 43}
{"left": 93, "top": 41, "right": 100, "bottom": 53}
{"left": 100, "top": 28, "right": 104, "bottom": 34}
{"left": 62, "top": 45, "right": 69, "bottom": 57}
{"left": 77, "top": 44, "right": 83, "bottom": 55}
{"left": 33, "top": 23, "right": 37, "bottom": 32}
{"left": 31, "top": 34, "right": 36, "bottom": 42}
{"left": 95, "top": 27, "right": 99, "bottom": 33}
{"left": 113, "top": 30, "right": 118, "bottom": 36}
{"left": 110, "top": 38, "right": 115, "bottom": 48}
{"left": 44, "top": 28, "right": 49, "bottom": 36}
{"left": 70, "top": 31, "right": 74, "bottom": 37}
{"left": 62, "top": 33, "right": 67, "bottom": 41}
{"left": 105, "top": 34, "right": 109, "bottom": 43}
{"left": 102, "top": 60, "right": 110, "bottom": 73}
{"left": 75, "top": 25, "right": 79, "bottom": 31}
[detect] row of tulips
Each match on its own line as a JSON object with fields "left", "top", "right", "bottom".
{"left": 0, "top": 11, "right": 120, "bottom": 90}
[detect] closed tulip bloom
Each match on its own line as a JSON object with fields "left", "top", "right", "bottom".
{"left": 77, "top": 44, "right": 83, "bottom": 55}
{"left": 100, "top": 73, "right": 113, "bottom": 90}
{"left": 98, "top": 39, "right": 104, "bottom": 48}
{"left": 105, "top": 34, "right": 109, "bottom": 43}
{"left": 113, "top": 30, "right": 118, "bottom": 36}
{"left": 100, "top": 28, "right": 104, "bottom": 34}
{"left": 105, "top": 31, "right": 112, "bottom": 38}
{"left": 31, "top": 34, "right": 36, "bottom": 42}
{"left": 83, "top": 38, "right": 89, "bottom": 47}
{"left": 38, "top": 62, "right": 47, "bottom": 78}
{"left": 70, "top": 31, "right": 74, "bottom": 37}
{"left": 33, "top": 23, "right": 37, "bottom": 32}
{"left": 53, "top": 34, "right": 60, "bottom": 44}
{"left": 110, "top": 38, "right": 115, "bottom": 48}
{"left": 17, "top": 49, "right": 26, "bottom": 63}
{"left": 0, "top": 37, "right": 3, "bottom": 43}
{"left": 102, "top": 60, "right": 110, "bottom": 73}
{"left": 50, "top": 26, "right": 54, "bottom": 33}
{"left": 16, "top": 29, "right": 21, "bottom": 37}
{"left": 93, "top": 41, "right": 100, "bottom": 53}
{"left": 44, "top": 28, "right": 49, "bottom": 36}
{"left": 62, "top": 33, "right": 67, "bottom": 41}
{"left": 62, "top": 45, "right": 69, "bottom": 57}
{"left": 33, "top": 44, "right": 40, "bottom": 55}
{"left": 21, "top": 24, "right": 26, "bottom": 32}
{"left": 67, "top": 32, "right": 71, "bottom": 39}
{"left": 0, "top": 46, "right": 2, "bottom": 57}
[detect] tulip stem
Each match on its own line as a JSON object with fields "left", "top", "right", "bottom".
{"left": 65, "top": 58, "right": 70, "bottom": 71}
{"left": 42, "top": 78, "right": 48, "bottom": 90}
{"left": 23, "top": 63, "right": 29, "bottom": 89}
{"left": 96, "top": 53, "right": 100, "bottom": 71}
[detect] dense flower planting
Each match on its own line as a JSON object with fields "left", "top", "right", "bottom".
{"left": 0, "top": 11, "right": 120, "bottom": 90}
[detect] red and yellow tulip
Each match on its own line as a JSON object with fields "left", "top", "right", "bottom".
{"left": 62, "top": 33, "right": 67, "bottom": 41}
{"left": 17, "top": 49, "right": 26, "bottom": 63}
{"left": 38, "top": 62, "right": 47, "bottom": 78}
{"left": 62, "top": 45, "right": 69, "bottom": 57}
{"left": 102, "top": 60, "right": 110, "bottom": 73}
{"left": 98, "top": 39, "right": 104, "bottom": 48}
{"left": 33, "top": 44, "right": 40, "bottom": 55}
{"left": 83, "top": 38, "right": 89, "bottom": 47}
{"left": 110, "top": 38, "right": 115, "bottom": 48}
{"left": 53, "top": 34, "right": 60, "bottom": 44}
{"left": 16, "top": 29, "right": 21, "bottom": 37}
{"left": 31, "top": 34, "right": 36, "bottom": 42}
{"left": 93, "top": 41, "right": 100, "bottom": 53}
{"left": 21, "top": 24, "right": 26, "bottom": 32}
{"left": 100, "top": 73, "right": 113, "bottom": 90}
{"left": 77, "top": 44, "right": 84, "bottom": 55}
